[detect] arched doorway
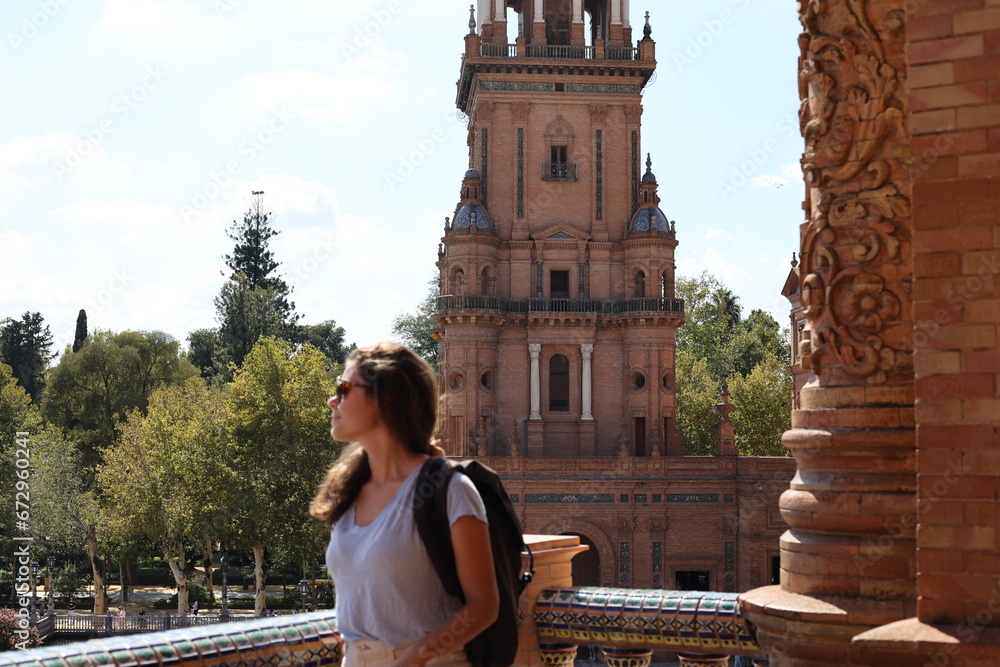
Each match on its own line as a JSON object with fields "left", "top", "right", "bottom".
{"left": 566, "top": 533, "right": 600, "bottom": 586}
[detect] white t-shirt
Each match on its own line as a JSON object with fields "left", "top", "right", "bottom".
{"left": 326, "top": 464, "right": 487, "bottom": 649}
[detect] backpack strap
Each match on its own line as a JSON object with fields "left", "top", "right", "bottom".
{"left": 413, "top": 457, "right": 463, "bottom": 599}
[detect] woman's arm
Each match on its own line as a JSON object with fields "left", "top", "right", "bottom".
{"left": 392, "top": 514, "right": 499, "bottom": 667}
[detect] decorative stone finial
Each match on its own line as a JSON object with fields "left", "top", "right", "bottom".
{"left": 670, "top": 220, "right": 676, "bottom": 233}
{"left": 791, "top": 251, "right": 799, "bottom": 268}
{"left": 444, "top": 216, "right": 450, "bottom": 231}
{"left": 643, "top": 11, "right": 652, "bottom": 39}
{"left": 468, "top": 4, "right": 476, "bottom": 35}
{"left": 645, "top": 152, "right": 653, "bottom": 175}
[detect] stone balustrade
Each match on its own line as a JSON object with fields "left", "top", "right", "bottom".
{"left": 1, "top": 536, "right": 767, "bottom": 666}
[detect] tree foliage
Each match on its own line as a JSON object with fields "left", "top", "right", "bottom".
{"left": 99, "top": 378, "right": 233, "bottom": 613}
{"left": 674, "top": 350, "right": 719, "bottom": 456}
{"left": 674, "top": 273, "right": 793, "bottom": 455}
{"left": 0, "top": 311, "right": 54, "bottom": 402}
{"left": 73, "top": 309, "right": 88, "bottom": 353}
{"left": 293, "top": 320, "right": 353, "bottom": 366}
{"left": 42, "top": 330, "right": 199, "bottom": 469}
{"left": 0, "top": 363, "right": 40, "bottom": 555}
{"left": 729, "top": 356, "right": 792, "bottom": 456}
{"left": 391, "top": 278, "right": 439, "bottom": 369}
{"left": 222, "top": 337, "right": 340, "bottom": 613}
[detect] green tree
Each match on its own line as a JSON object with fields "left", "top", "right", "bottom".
{"left": 186, "top": 328, "right": 223, "bottom": 383}
{"left": 73, "top": 309, "right": 88, "bottom": 353}
{"left": 0, "top": 311, "right": 54, "bottom": 402}
{"left": 223, "top": 337, "right": 340, "bottom": 614}
{"left": 674, "top": 350, "right": 720, "bottom": 455}
{"left": 31, "top": 430, "right": 111, "bottom": 614}
{"left": 43, "top": 330, "right": 199, "bottom": 468}
{"left": 293, "top": 320, "right": 353, "bottom": 365}
{"left": 99, "top": 379, "right": 233, "bottom": 613}
{"left": 391, "top": 278, "right": 439, "bottom": 369}
{"left": 214, "top": 275, "right": 287, "bottom": 374}
{"left": 676, "top": 273, "right": 738, "bottom": 380}
{"left": 729, "top": 356, "right": 792, "bottom": 456}
{"left": 0, "top": 363, "right": 41, "bottom": 566}
{"left": 731, "top": 309, "right": 791, "bottom": 377}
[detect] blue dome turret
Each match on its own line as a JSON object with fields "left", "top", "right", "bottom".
{"left": 449, "top": 167, "right": 495, "bottom": 233}
{"left": 629, "top": 154, "right": 674, "bottom": 235}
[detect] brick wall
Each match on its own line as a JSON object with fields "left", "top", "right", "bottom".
{"left": 908, "top": 0, "right": 1000, "bottom": 627}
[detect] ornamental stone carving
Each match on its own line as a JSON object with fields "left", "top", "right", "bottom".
{"left": 476, "top": 100, "right": 495, "bottom": 122}
{"left": 615, "top": 520, "right": 635, "bottom": 538}
{"left": 589, "top": 104, "right": 608, "bottom": 124}
{"left": 797, "top": 0, "right": 912, "bottom": 385}
{"left": 511, "top": 101, "right": 531, "bottom": 121}
{"left": 624, "top": 104, "right": 642, "bottom": 124}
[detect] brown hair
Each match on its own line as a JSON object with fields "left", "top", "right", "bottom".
{"left": 309, "top": 342, "right": 437, "bottom": 527}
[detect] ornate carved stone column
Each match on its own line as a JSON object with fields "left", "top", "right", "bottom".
{"left": 529, "top": 343, "right": 541, "bottom": 420}
{"left": 739, "top": 1, "right": 916, "bottom": 664}
{"left": 580, "top": 344, "right": 593, "bottom": 420}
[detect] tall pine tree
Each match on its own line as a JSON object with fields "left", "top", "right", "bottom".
{"left": 0, "top": 311, "right": 54, "bottom": 402}
{"left": 73, "top": 309, "right": 88, "bottom": 352}
{"left": 214, "top": 191, "right": 300, "bottom": 373}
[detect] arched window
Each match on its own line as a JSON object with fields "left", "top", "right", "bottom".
{"left": 481, "top": 266, "right": 494, "bottom": 295}
{"left": 634, "top": 270, "right": 646, "bottom": 298}
{"left": 450, "top": 267, "right": 465, "bottom": 295}
{"left": 549, "top": 354, "right": 569, "bottom": 411}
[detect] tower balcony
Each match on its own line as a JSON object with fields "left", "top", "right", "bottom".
{"left": 542, "top": 161, "right": 577, "bottom": 181}
{"left": 437, "top": 295, "right": 684, "bottom": 316}
{"left": 480, "top": 42, "right": 641, "bottom": 62}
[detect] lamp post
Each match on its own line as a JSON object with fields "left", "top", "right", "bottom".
{"left": 47, "top": 555, "right": 55, "bottom": 615}
{"left": 220, "top": 551, "right": 229, "bottom": 620}
{"left": 298, "top": 579, "right": 308, "bottom": 613}
{"left": 29, "top": 562, "right": 38, "bottom": 626}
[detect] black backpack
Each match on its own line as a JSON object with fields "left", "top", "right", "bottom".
{"left": 413, "top": 457, "right": 534, "bottom": 667}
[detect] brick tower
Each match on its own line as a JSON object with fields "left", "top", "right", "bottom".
{"left": 436, "top": 2, "right": 684, "bottom": 461}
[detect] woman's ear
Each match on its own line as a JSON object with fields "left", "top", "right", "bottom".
{"left": 429, "top": 438, "right": 446, "bottom": 458}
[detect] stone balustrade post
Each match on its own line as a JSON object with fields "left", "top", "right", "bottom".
{"left": 514, "top": 535, "right": 587, "bottom": 667}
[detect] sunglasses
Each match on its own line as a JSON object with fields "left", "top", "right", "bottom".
{"left": 334, "top": 376, "right": 366, "bottom": 400}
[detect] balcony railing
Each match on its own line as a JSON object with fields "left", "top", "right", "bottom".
{"left": 525, "top": 43, "right": 594, "bottom": 59}
{"left": 437, "top": 295, "right": 685, "bottom": 316}
{"left": 542, "top": 161, "right": 577, "bottom": 181}
{"left": 479, "top": 43, "right": 640, "bottom": 61}
{"left": 481, "top": 42, "right": 517, "bottom": 57}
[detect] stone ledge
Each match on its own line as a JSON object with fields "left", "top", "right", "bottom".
{"left": 853, "top": 617, "right": 1000, "bottom": 664}
{"left": 739, "top": 585, "right": 915, "bottom": 629}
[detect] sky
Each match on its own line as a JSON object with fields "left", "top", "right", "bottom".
{"left": 0, "top": 0, "right": 804, "bottom": 358}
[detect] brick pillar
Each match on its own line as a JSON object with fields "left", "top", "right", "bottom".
{"left": 515, "top": 535, "right": 587, "bottom": 667}
{"left": 739, "top": 0, "right": 916, "bottom": 664}
{"left": 851, "top": 3, "right": 1000, "bottom": 665}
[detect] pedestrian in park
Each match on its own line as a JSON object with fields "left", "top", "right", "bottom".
{"left": 191, "top": 600, "right": 199, "bottom": 615}
{"left": 67, "top": 598, "right": 76, "bottom": 613}
{"left": 311, "top": 342, "right": 497, "bottom": 667}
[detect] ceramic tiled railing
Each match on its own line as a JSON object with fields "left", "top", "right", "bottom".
{"left": 0, "top": 610, "right": 341, "bottom": 667}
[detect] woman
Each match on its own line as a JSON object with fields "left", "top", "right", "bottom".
{"left": 311, "top": 342, "right": 497, "bottom": 667}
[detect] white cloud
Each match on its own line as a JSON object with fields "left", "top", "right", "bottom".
{"left": 99, "top": 0, "right": 222, "bottom": 39}
{"left": 677, "top": 247, "right": 754, "bottom": 286}
{"left": 238, "top": 68, "right": 392, "bottom": 120}
{"left": 705, "top": 228, "right": 736, "bottom": 243}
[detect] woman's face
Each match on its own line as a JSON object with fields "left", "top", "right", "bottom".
{"left": 327, "top": 364, "right": 381, "bottom": 442}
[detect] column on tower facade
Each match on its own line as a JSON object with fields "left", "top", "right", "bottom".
{"left": 531, "top": 0, "right": 545, "bottom": 44}
{"left": 580, "top": 344, "right": 593, "bottom": 421}
{"left": 623, "top": 0, "right": 630, "bottom": 27}
{"left": 572, "top": 0, "right": 583, "bottom": 23}
{"left": 479, "top": 0, "right": 491, "bottom": 25}
{"left": 611, "top": 0, "right": 621, "bottom": 25}
{"left": 529, "top": 343, "right": 541, "bottom": 420}
{"left": 494, "top": 0, "right": 504, "bottom": 21}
